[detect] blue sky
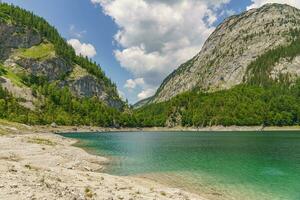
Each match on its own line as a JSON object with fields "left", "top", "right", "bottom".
{"left": 3, "top": 0, "right": 296, "bottom": 103}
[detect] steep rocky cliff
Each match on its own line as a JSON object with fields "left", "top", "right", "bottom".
{"left": 0, "top": 23, "right": 41, "bottom": 60}
{"left": 151, "top": 3, "right": 300, "bottom": 103}
{"left": 0, "top": 4, "right": 123, "bottom": 110}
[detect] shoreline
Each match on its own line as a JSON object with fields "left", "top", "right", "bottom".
{"left": 1, "top": 120, "right": 300, "bottom": 200}
{"left": 40, "top": 125, "right": 300, "bottom": 134}
{"left": 0, "top": 120, "right": 205, "bottom": 200}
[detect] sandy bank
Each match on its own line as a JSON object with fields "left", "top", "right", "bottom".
{"left": 0, "top": 120, "right": 205, "bottom": 200}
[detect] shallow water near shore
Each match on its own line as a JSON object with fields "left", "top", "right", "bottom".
{"left": 60, "top": 131, "right": 300, "bottom": 200}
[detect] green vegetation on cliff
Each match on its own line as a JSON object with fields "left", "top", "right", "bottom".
{"left": 18, "top": 43, "right": 55, "bottom": 60}
{"left": 0, "top": 3, "right": 119, "bottom": 96}
{"left": 133, "top": 31, "right": 300, "bottom": 128}
{"left": 0, "top": 3, "right": 125, "bottom": 126}
{"left": 246, "top": 28, "right": 300, "bottom": 86}
{"left": 133, "top": 83, "right": 300, "bottom": 127}
{"left": 0, "top": 86, "right": 31, "bottom": 123}
{"left": 0, "top": 64, "right": 24, "bottom": 87}
{"left": 0, "top": 77, "right": 124, "bottom": 126}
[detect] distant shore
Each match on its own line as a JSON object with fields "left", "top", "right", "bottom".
{"left": 42, "top": 125, "right": 300, "bottom": 134}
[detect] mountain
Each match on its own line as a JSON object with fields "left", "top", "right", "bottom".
{"left": 150, "top": 3, "right": 300, "bottom": 103}
{"left": 0, "top": 3, "right": 124, "bottom": 126}
{"left": 3, "top": 3, "right": 300, "bottom": 128}
{"left": 133, "top": 3, "right": 300, "bottom": 128}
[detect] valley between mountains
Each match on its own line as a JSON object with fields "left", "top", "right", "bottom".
{"left": 2, "top": 2, "right": 300, "bottom": 200}
{"left": 2, "top": 3, "right": 300, "bottom": 128}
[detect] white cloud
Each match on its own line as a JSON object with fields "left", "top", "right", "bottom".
{"left": 137, "top": 88, "right": 156, "bottom": 100}
{"left": 67, "top": 39, "right": 97, "bottom": 58}
{"left": 91, "top": 0, "right": 101, "bottom": 4}
{"left": 92, "top": 0, "right": 231, "bottom": 100}
{"left": 247, "top": 0, "right": 300, "bottom": 10}
{"left": 124, "top": 78, "right": 145, "bottom": 90}
{"left": 220, "top": 9, "right": 236, "bottom": 17}
{"left": 124, "top": 78, "right": 156, "bottom": 100}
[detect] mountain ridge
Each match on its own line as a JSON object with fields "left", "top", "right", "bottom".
{"left": 131, "top": 3, "right": 300, "bottom": 128}
{"left": 149, "top": 3, "right": 300, "bottom": 103}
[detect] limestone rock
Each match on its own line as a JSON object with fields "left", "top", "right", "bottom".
{"left": 0, "top": 23, "right": 41, "bottom": 60}
{"left": 16, "top": 57, "right": 72, "bottom": 81}
{"left": 152, "top": 3, "right": 300, "bottom": 103}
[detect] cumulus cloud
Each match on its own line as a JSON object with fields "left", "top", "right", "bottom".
{"left": 67, "top": 39, "right": 97, "bottom": 58}
{"left": 137, "top": 88, "right": 156, "bottom": 100}
{"left": 124, "top": 78, "right": 145, "bottom": 90}
{"left": 92, "top": 0, "right": 231, "bottom": 100}
{"left": 247, "top": 0, "right": 300, "bottom": 10}
{"left": 124, "top": 78, "right": 157, "bottom": 100}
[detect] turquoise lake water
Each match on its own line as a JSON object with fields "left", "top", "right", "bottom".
{"left": 60, "top": 131, "right": 300, "bottom": 200}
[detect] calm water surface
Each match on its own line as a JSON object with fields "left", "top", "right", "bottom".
{"left": 60, "top": 131, "right": 300, "bottom": 200}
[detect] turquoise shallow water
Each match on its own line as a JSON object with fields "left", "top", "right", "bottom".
{"left": 60, "top": 131, "right": 300, "bottom": 200}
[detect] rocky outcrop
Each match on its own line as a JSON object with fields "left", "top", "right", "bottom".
{"left": 3, "top": 54, "right": 123, "bottom": 109}
{"left": 0, "top": 77, "right": 36, "bottom": 110}
{"left": 16, "top": 57, "right": 72, "bottom": 81}
{"left": 0, "top": 5, "right": 124, "bottom": 111}
{"left": 0, "top": 23, "right": 41, "bottom": 60}
{"left": 152, "top": 4, "right": 300, "bottom": 103}
{"left": 270, "top": 56, "right": 300, "bottom": 81}
{"left": 67, "top": 74, "right": 123, "bottom": 109}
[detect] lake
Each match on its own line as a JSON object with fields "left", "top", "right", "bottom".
{"left": 60, "top": 131, "right": 300, "bottom": 200}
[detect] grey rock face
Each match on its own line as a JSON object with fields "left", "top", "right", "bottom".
{"left": 0, "top": 22, "right": 123, "bottom": 109}
{"left": 16, "top": 57, "right": 72, "bottom": 81}
{"left": 270, "top": 56, "right": 300, "bottom": 81}
{"left": 152, "top": 4, "right": 300, "bottom": 103}
{"left": 0, "top": 23, "right": 41, "bottom": 60}
{"left": 69, "top": 75, "right": 105, "bottom": 99}
{"left": 68, "top": 75, "right": 123, "bottom": 109}
{"left": 0, "top": 76, "right": 36, "bottom": 110}
{"left": 6, "top": 55, "right": 123, "bottom": 109}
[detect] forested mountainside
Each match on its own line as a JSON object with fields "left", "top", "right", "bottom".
{"left": 133, "top": 4, "right": 300, "bottom": 128}
{"left": 3, "top": 3, "right": 300, "bottom": 128}
{"left": 0, "top": 3, "right": 125, "bottom": 126}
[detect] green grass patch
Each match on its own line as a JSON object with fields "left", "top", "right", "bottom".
{"left": 18, "top": 43, "right": 55, "bottom": 60}
{"left": 0, "top": 129, "right": 9, "bottom": 136}
{"left": 0, "top": 64, "right": 25, "bottom": 87}
{"left": 69, "top": 65, "right": 89, "bottom": 80}
{"left": 0, "top": 119, "right": 31, "bottom": 131}
{"left": 0, "top": 119, "right": 18, "bottom": 135}
{"left": 27, "top": 137, "right": 57, "bottom": 146}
